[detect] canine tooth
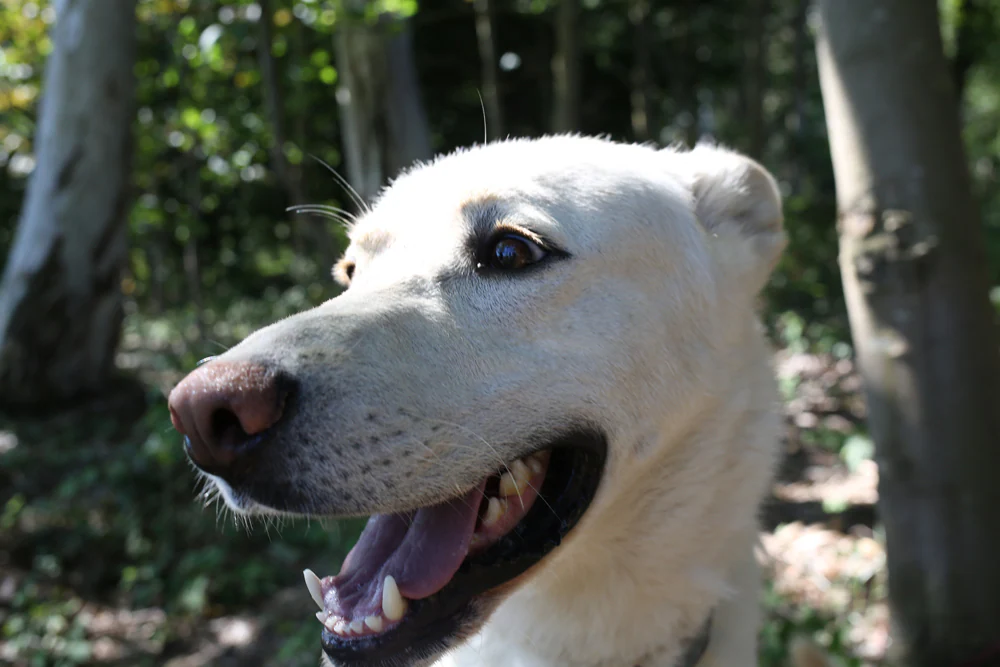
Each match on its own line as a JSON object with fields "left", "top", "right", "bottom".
{"left": 350, "top": 619, "right": 365, "bottom": 634}
{"left": 382, "top": 575, "right": 408, "bottom": 621}
{"left": 511, "top": 459, "right": 532, "bottom": 483}
{"left": 499, "top": 471, "right": 520, "bottom": 497}
{"left": 483, "top": 497, "right": 506, "bottom": 526}
{"left": 316, "top": 611, "right": 327, "bottom": 624}
{"left": 365, "top": 615, "right": 384, "bottom": 632}
{"left": 303, "top": 568, "right": 324, "bottom": 610}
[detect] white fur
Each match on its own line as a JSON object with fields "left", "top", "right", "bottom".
{"left": 210, "top": 136, "right": 788, "bottom": 666}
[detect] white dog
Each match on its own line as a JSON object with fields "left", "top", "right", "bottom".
{"left": 168, "top": 136, "right": 788, "bottom": 667}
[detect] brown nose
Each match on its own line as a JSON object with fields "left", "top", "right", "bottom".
{"left": 168, "top": 360, "right": 291, "bottom": 475}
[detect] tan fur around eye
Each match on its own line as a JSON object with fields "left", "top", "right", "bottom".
{"left": 333, "top": 259, "right": 355, "bottom": 287}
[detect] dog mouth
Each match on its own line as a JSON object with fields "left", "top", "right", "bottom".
{"left": 310, "top": 436, "right": 605, "bottom": 667}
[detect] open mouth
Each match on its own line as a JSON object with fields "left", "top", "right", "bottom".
{"left": 307, "top": 434, "right": 605, "bottom": 667}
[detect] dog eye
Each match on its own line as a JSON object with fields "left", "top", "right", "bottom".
{"left": 483, "top": 234, "right": 548, "bottom": 271}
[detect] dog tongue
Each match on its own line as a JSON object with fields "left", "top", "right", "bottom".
{"left": 328, "top": 483, "right": 485, "bottom": 619}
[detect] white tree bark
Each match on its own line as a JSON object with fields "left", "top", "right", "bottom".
{"left": 335, "top": 24, "right": 385, "bottom": 204}
{"left": 334, "top": 8, "right": 432, "bottom": 204}
{"left": 0, "top": 0, "right": 136, "bottom": 407}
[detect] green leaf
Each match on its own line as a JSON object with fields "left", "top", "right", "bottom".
{"left": 840, "top": 435, "right": 875, "bottom": 473}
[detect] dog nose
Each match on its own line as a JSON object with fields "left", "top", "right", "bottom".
{"left": 168, "top": 360, "right": 290, "bottom": 474}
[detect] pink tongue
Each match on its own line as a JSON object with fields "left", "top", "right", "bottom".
{"left": 328, "top": 483, "right": 485, "bottom": 620}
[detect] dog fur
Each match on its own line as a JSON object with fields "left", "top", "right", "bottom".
{"left": 203, "top": 136, "right": 788, "bottom": 666}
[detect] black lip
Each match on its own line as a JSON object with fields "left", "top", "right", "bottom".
{"left": 321, "top": 429, "right": 607, "bottom": 667}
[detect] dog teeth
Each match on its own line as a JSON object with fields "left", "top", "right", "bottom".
{"left": 303, "top": 568, "right": 324, "bottom": 610}
{"left": 500, "top": 458, "right": 533, "bottom": 497}
{"left": 526, "top": 454, "right": 544, "bottom": 475}
{"left": 312, "top": 576, "right": 401, "bottom": 638}
{"left": 483, "top": 496, "right": 507, "bottom": 527}
{"left": 320, "top": 612, "right": 390, "bottom": 638}
{"left": 382, "top": 575, "right": 408, "bottom": 621}
{"left": 499, "top": 472, "right": 519, "bottom": 496}
{"left": 511, "top": 459, "right": 531, "bottom": 481}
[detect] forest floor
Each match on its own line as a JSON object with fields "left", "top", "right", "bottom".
{"left": 0, "top": 332, "right": 886, "bottom": 667}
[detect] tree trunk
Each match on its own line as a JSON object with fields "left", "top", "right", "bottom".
{"left": 473, "top": 0, "right": 504, "bottom": 140}
{"left": 629, "top": 0, "right": 653, "bottom": 143}
{"left": 257, "top": 1, "right": 335, "bottom": 266}
{"left": 335, "top": 23, "right": 384, "bottom": 205}
{"left": 148, "top": 228, "right": 165, "bottom": 315}
{"left": 815, "top": 2, "right": 1000, "bottom": 665}
{"left": 952, "top": 0, "right": 991, "bottom": 107}
{"left": 382, "top": 17, "right": 433, "bottom": 177}
{"left": 184, "top": 159, "right": 204, "bottom": 341}
{"left": 672, "top": 1, "right": 699, "bottom": 148}
{"left": 334, "top": 8, "right": 432, "bottom": 203}
{"left": 551, "top": 0, "right": 580, "bottom": 133}
{"left": 742, "top": 0, "right": 768, "bottom": 159}
{"left": 0, "top": 0, "right": 135, "bottom": 408}
{"left": 787, "top": 0, "right": 809, "bottom": 193}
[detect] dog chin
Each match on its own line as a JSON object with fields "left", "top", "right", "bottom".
{"left": 320, "top": 602, "right": 491, "bottom": 667}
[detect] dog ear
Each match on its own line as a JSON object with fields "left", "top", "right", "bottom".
{"left": 672, "top": 143, "right": 787, "bottom": 291}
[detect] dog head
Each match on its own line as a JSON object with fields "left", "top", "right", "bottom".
{"left": 168, "top": 136, "right": 784, "bottom": 667}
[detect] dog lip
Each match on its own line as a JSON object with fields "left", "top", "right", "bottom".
{"left": 320, "top": 428, "right": 608, "bottom": 667}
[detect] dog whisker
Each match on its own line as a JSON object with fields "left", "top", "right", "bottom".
{"left": 399, "top": 411, "right": 563, "bottom": 522}
{"left": 205, "top": 339, "right": 230, "bottom": 353}
{"left": 287, "top": 204, "right": 356, "bottom": 228}
{"left": 308, "top": 153, "right": 370, "bottom": 215}
{"left": 399, "top": 410, "right": 516, "bottom": 482}
{"left": 287, "top": 202, "right": 357, "bottom": 220}
{"left": 476, "top": 89, "right": 488, "bottom": 145}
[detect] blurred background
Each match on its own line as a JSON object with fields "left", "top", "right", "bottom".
{"left": 1, "top": 1, "right": 999, "bottom": 665}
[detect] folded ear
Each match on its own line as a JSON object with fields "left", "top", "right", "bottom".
{"left": 671, "top": 143, "right": 787, "bottom": 292}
